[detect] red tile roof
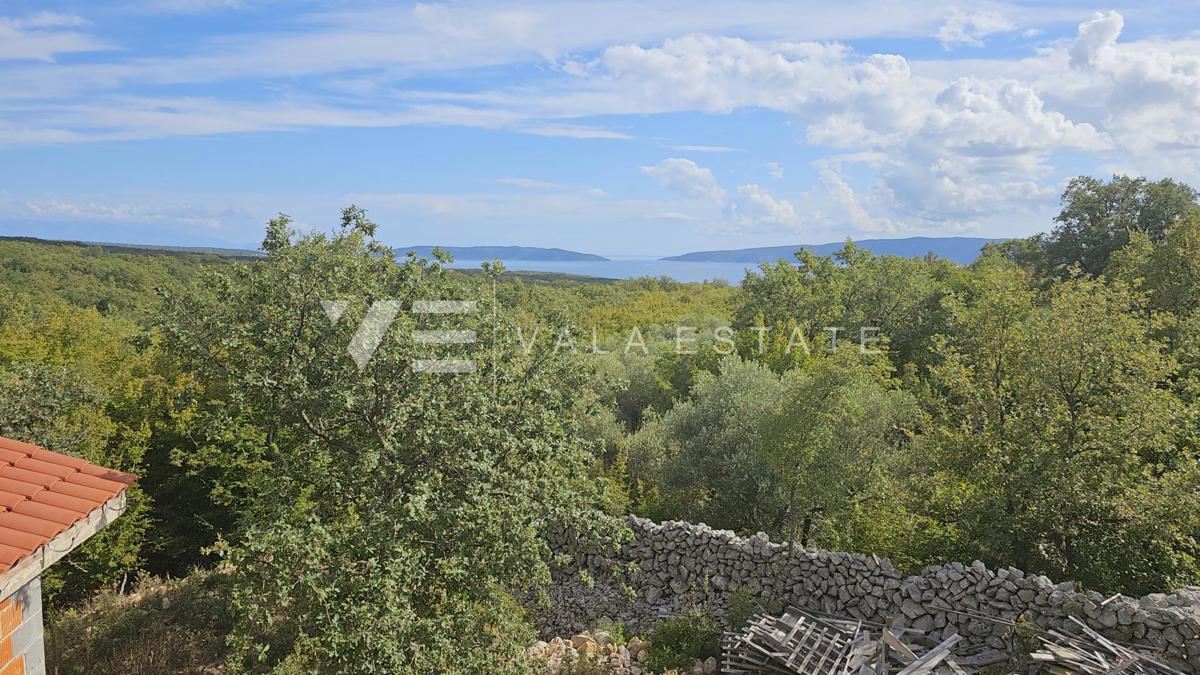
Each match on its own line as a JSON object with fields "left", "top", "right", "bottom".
{"left": 0, "top": 437, "right": 135, "bottom": 574}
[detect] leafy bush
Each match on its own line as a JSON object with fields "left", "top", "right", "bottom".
{"left": 725, "top": 587, "right": 758, "bottom": 631}
{"left": 646, "top": 609, "right": 720, "bottom": 672}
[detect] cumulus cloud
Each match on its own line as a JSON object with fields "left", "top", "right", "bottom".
{"left": 1057, "top": 11, "right": 1200, "bottom": 181}
{"left": 603, "top": 31, "right": 1108, "bottom": 231}
{"left": 598, "top": 36, "right": 929, "bottom": 124}
{"left": 642, "top": 158, "right": 800, "bottom": 231}
{"left": 641, "top": 158, "right": 727, "bottom": 204}
{"left": 1069, "top": 11, "right": 1123, "bottom": 69}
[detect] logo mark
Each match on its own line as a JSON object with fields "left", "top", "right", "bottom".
{"left": 411, "top": 300, "right": 477, "bottom": 373}
{"left": 323, "top": 299, "right": 478, "bottom": 372}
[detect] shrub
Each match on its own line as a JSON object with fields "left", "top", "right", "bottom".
{"left": 646, "top": 609, "right": 720, "bottom": 672}
{"left": 725, "top": 586, "right": 758, "bottom": 631}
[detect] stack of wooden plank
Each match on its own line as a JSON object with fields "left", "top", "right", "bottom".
{"left": 721, "top": 606, "right": 967, "bottom": 674}
{"left": 1029, "top": 618, "right": 1184, "bottom": 675}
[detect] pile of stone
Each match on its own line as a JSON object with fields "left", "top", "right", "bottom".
{"left": 528, "top": 631, "right": 643, "bottom": 674}
{"left": 527, "top": 631, "right": 718, "bottom": 675}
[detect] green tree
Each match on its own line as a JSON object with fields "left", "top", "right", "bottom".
{"left": 1144, "top": 210, "right": 1200, "bottom": 319}
{"left": 736, "top": 243, "right": 957, "bottom": 371}
{"left": 161, "top": 210, "right": 620, "bottom": 673}
{"left": 1102, "top": 211, "right": 1200, "bottom": 409}
{"left": 632, "top": 356, "right": 786, "bottom": 533}
{"left": 924, "top": 270, "right": 1199, "bottom": 593}
{"left": 980, "top": 236, "right": 1046, "bottom": 275}
{"left": 0, "top": 293, "right": 152, "bottom": 605}
{"left": 1042, "top": 175, "right": 1199, "bottom": 276}
{"left": 760, "top": 353, "right": 918, "bottom": 549}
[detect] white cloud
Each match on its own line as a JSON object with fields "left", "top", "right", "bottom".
{"left": 521, "top": 124, "right": 633, "bottom": 140}
{"left": 494, "top": 177, "right": 606, "bottom": 196}
{"left": 727, "top": 184, "right": 799, "bottom": 229}
{"left": 816, "top": 160, "right": 893, "bottom": 233}
{"left": 936, "top": 9, "right": 1014, "bottom": 50}
{"left": 599, "top": 36, "right": 890, "bottom": 114}
{"left": 766, "top": 161, "right": 784, "bottom": 178}
{"left": 1056, "top": 11, "right": 1200, "bottom": 182}
{"left": 1069, "top": 11, "right": 1123, "bottom": 69}
{"left": 494, "top": 177, "right": 569, "bottom": 190}
{"left": 0, "top": 1, "right": 957, "bottom": 101}
{"left": 11, "top": 13, "right": 89, "bottom": 30}
{"left": 668, "top": 144, "right": 737, "bottom": 153}
{"left": 641, "top": 158, "right": 727, "bottom": 204}
{"left": 10, "top": 197, "right": 245, "bottom": 229}
{"left": 0, "top": 13, "right": 107, "bottom": 62}
{"left": 642, "top": 158, "right": 799, "bottom": 231}
{"left": 0, "top": 98, "right": 550, "bottom": 144}
{"left": 598, "top": 31, "right": 1106, "bottom": 231}
{"left": 652, "top": 211, "right": 700, "bottom": 221}
{"left": 130, "top": 0, "right": 259, "bottom": 14}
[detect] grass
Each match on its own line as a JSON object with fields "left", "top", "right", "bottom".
{"left": 46, "top": 568, "right": 232, "bottom": 675}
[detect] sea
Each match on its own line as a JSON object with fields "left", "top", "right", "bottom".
{"left": 443, "top": 256, "right": 764, "bottom": 284}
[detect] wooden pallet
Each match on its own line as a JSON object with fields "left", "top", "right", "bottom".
{"left": 1028, "top": 618, "right": 1184, "bottom": 675}
{"left": 721, "top": 606, "right": 966, "bottom": 675}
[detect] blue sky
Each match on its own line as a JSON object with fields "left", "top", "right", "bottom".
{"left": 1, "top": 1, "right": 1199, "bottom": 256}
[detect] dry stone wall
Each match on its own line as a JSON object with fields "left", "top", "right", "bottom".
{"left": 536, "top": 517, "right": 1200, "bottom": 671}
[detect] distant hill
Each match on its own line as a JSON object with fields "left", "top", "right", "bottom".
{"left": 662, "top": 237, "right": 1006, "bottom": 266}
{"left": 88, "top": 242, "right": 264, "bottom": 257}
{"left": 0, "top": 236, "right": 263, "bottom": 258}
{"left": 398, "top": 245, "right": 609, "bottom": 262}
{"left": 0, "top": 236, "right": 248, "bottom": 317}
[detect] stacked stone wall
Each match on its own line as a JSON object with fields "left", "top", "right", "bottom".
{"left": 536, "top": 517, "right": 1200, "bottom": 671}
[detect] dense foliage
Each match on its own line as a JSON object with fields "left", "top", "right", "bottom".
{"left": 157, "top": 211, "right": 627, "bottom": 672}
{"left": 4, "top": 173, "right": 1200, "bottom": 671}
{"left": 595, "top": 176, "right": 1200, "bottom": 595}
{"left": 0, "top": 237, "right": 240, "bottom": 317}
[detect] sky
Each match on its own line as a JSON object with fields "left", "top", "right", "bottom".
{"left": 1, "top": 1, "right": 1199, "bottom": 256}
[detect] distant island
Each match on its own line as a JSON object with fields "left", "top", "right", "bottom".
{"left": 1, "top": 235, "right": 1008, "bottom": 268}
{"left": 662, "top": 236, "right": 1006, "bottom": 266}
{"left": 398, "top": 245, "right": 609, "bottom": 262}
